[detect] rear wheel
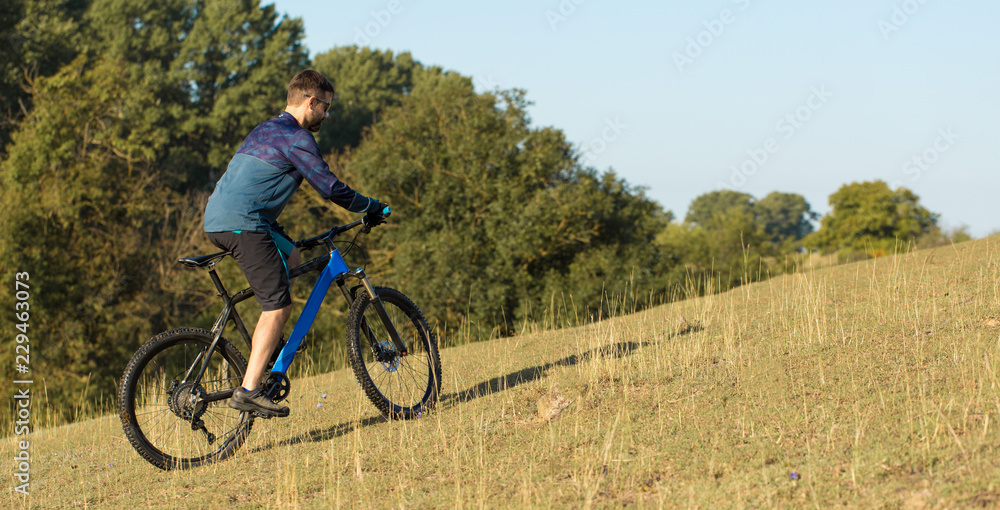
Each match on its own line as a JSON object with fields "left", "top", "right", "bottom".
{"left": 119, "top": 328, "right": 254, "bottom": 470}
{"left": 347, "top": 287, "right": 441, "bottom": 419}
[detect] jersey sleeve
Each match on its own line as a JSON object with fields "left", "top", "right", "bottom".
{"left": 289, "top": 135, "right": 375, "bottom": 213}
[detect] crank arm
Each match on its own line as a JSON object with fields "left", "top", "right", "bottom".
{"left": 198, "top": 389, "right": 235, "bottom": 404}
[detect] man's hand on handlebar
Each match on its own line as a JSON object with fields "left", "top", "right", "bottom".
{"left": 362, "top": 201, "right": 392, "bottom": 231}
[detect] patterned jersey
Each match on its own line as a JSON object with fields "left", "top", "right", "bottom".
{"left": 204, "top": 111, "right": 376, "bottom": 232}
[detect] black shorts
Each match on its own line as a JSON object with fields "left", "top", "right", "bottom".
{"left": 207, "top": 230, "right": 292, "bottom": 311}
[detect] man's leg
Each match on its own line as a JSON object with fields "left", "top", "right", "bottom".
{"left": 242, "top": 305, "right": 292, "bottom": 391}
{"left": 215, "top": 233, "right": 299, "bottom": 417}
{"left": 238, "top": 244, "right": 300, "bottom": 390}
{"left": 230, "top": 304, "right": 293, "bottom": 417}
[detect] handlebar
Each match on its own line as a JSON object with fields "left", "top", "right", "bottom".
{"left": 293, "top": 206, "right": 392, "bottom": 251}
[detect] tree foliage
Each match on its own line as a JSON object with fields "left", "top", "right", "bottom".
{"left": 311, "top": 46, "right": 418, "bottom": 153}
{"left": 342, "top": 76, "right": 669, "bottom": 333}
{"left": 81, "top": 0, "right": 309, "bottom": 187}
{"left": 0, "top": 55, "right": 173, "bottom": 410}
{"left": 807, "top": 180, "right": 938, "bottom": 257}
{"left": 684, "top": 190, "right": 754, "bottom": 228}
{"left": 0, "top": 0, "right": 89, "bottom": 150}
{"left": 657, "top": 190, "right": 817, "bottom": 291}
{"left": 0, "top": 0, "right": 309, "bottom": 426}
{"left": 756, "top": 191, "right": 818, "bottom": 244}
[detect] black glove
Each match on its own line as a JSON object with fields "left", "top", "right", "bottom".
{"left": 365, "top": 198, "right": 384, "bottom": 215}
{"left": 362, "top": 199, "right": 388, "bottom": 229}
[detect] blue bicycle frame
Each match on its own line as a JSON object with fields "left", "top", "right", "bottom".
{"left": 271, "top": 246, "right": 409, "bottom": 376}
{"left": 178, "top": 216, "right": 407, "bottom": 400}
{"left": 269, "top": 247, "right": 350, "bottom": 374}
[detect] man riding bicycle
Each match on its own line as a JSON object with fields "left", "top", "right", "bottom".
{"left": 203, "top": 69, "right": 385, "bottom": 418}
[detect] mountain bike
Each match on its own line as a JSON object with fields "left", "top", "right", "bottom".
{"left": 118, "top": 210, "right": 441, "bottom": 470}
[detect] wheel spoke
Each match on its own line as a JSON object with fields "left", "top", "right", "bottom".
{"left": 120, "top": 330, "right": 251, "bottom": 470}
{"left": 349, "top": 288, "right": 440, "bottom": 418}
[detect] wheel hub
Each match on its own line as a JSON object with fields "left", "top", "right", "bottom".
{"left": 166, "top": 381, "right": 208, "bottom": 421}
{"left": 376, "top": 340, "right": 400, "bottom": 372}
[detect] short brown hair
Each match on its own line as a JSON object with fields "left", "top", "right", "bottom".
{"left": 286, "top": 69, "right": 334, "bottom": 106}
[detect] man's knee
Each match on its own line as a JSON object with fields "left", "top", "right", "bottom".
{"left": 261, "top": 305, "right": 292, "bottom": 323}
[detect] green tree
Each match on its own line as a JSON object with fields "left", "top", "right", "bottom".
{"left": 807, "top": 180, "right": 939, "bottom": 257}
{"left": 311, "top": 46, "right": 419, "bottom": 153}
{"left": 685, "top": 208, "right": 768, "bottom": 288}
{"left": 0, "top": 55, "right": 174, "bottom": 422}
{"left": 171, "top": 0, "right": 309, "bottom": 183}
{"left": 0, "top": 0, "right": 89, "bottom": 150}
{"left": 755, "top": 191, "right": 818, "bottom": 244}
{"left": 661, "top": 189, "right": 812, "bottom": 294}
{"left": 82, "top": 0, "right": 309, "bottom": 188}
{"left": 0, "top": 0, "right": 311, "bottom": 426}
{"left": 341, "top": 74, "right": 669, "bottom": 335}
{"left": 684, "top": 190, "right": 755, "bottom": 227}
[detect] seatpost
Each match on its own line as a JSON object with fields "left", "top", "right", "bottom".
{"left": 207, "top": 263, "right": 230, "bottom": 299}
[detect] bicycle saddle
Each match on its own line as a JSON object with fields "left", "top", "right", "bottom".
{"left": 177, "top": 251, "right": 231, "bottom": 268}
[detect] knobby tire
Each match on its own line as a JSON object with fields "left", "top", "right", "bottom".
{"left": 346, "top": 287, "right": 441, "bottom": 419}
{"left": 118, "top": 328, "right": 254, "bottom": 470}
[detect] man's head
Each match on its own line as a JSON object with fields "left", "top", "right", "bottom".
{"left": 285, "top": 69, "right": 334, "bottom": 132}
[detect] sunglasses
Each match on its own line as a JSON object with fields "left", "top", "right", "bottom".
{"left": 304, "top": 94, "right": 331, "bottom": 114}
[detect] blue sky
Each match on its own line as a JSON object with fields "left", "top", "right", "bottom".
{"left": 267, "top": 0, "right": 1000, "bottom": 236}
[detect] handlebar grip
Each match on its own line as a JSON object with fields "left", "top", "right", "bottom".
{"left": 382, "top": 206, "right": 392, "bottom": 217}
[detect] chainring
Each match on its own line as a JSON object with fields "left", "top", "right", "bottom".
{"left": 261, "top": 372, "right": 291, "bottom": 403}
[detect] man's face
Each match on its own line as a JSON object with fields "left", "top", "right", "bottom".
{"left": 303, "top": 92, "right": 332, "bottom": 132}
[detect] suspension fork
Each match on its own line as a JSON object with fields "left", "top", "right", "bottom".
{"left": 347, "top": 269, "right": 409, "bottom": 356}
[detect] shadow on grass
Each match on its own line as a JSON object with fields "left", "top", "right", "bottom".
{"left": 439, "top": 341, "right": 645, "bottom": 409}
{"left": 257, "top": 325, "right": 701, "bottom": 450}
{"left": 440, "top": 323, "right": 702, "bottom": 408}
{"left": 255, "top": 414, "right": 386, "bottom": 451}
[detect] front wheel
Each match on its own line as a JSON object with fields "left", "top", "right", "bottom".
{"left": 118, "top": 328, "right": 254, "bottom": 470}
{"left": 347, "top": 287, "right": 441, "bottom": 419}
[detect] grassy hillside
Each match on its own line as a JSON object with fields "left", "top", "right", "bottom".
{"left": 5, "top": 237, "right": 1000, "bottom": 508}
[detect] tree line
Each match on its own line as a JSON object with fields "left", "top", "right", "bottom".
{"left": 0, "top": 0, "right": 965, "bottom": 426}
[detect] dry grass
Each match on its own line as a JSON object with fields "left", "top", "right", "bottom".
{"left": 4, "top": 237, "right": 1000, "bottom": 508}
